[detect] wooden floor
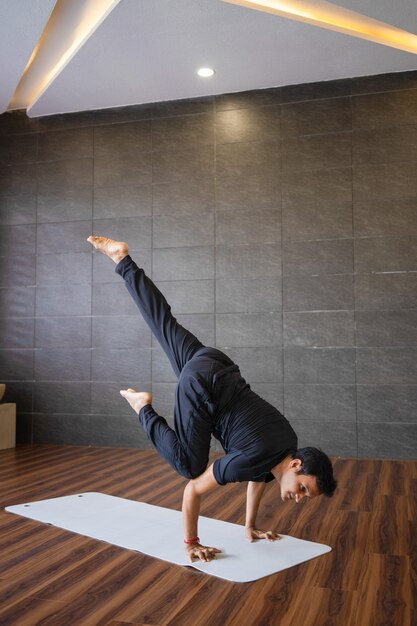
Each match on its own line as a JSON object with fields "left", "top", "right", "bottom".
{"left": 0, "top": 446, "right": 416, "bottom": 626}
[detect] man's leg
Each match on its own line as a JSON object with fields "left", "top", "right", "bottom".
{"left": 122, "top": 385, "right": 212, "bottom": 479}
{"left": 88, "top": 236, "right": 203, "bottom": 377}
{"left": 88, "top": 236, "right": 210, "bottom": 479}
{"left": 118, "top": 350, "right": 215, "bottom": 480}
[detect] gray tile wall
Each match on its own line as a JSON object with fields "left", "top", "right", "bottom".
{"left": 1, "top": 70, "right": 417, "bottom": 459}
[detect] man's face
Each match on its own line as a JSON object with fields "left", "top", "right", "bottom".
{"left": 279, "top": 459, "right": 321, "bottom": 503}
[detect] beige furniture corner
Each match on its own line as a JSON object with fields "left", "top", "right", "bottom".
{"left": 0, "top": 403, "right": 16, "bottom": 450}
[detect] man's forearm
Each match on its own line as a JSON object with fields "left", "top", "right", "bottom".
{"left": 181, "top": 465, "right": 221, "bottom": 562}
{"left": 182, "top": 481, "right": 201, "bottom": 541}
{"left": 245, "top": 481, "right": 267, "bottom": 528}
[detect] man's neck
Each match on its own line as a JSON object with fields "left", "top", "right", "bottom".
{"left": 271, "top": 454, "right": 293, "bottom": 482}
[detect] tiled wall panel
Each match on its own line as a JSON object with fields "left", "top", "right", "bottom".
{"left": 1, "top": 70, "right": 416, "bottom": 459}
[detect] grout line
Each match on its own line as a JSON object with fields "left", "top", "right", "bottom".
{"left": 31, "top": 130, "right": 40, "bottom": 444}
{"left": 90, "top": 126, "right": 95, "bottom": 421}
{"left": 150, "top": 115, "right": 154, "bottom": 391}
{"left": 350, "top": 93, "right": 359, "bottom": 459}
{"left": 279, "top": 102, "right": 285, "bottom": 418}
{"left": 213, "top": 98, "right": 217, "bottom": 350}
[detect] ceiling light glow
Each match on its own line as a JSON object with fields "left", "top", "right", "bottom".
{"left": 197, "top": 67, "right": 215, "bottom": 77}
{"left": 221, "top": 0, "right": 417, "bottom": 55}
{"left": 10, "top": 0, "right": 122, "bottom": 113}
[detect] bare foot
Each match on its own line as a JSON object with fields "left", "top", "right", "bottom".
{"left": 87, "top": 236, "right": 129, "bottom": 264}
{"left": 120, "top": 389, "right": 152, "bottom": 414}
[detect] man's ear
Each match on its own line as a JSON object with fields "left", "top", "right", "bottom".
{"left": 289, "top": 458, "right": 302, "bottom": 471}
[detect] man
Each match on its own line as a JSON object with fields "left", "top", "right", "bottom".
{"left": 87, "top": 236, "right": 337, "bottom": 563}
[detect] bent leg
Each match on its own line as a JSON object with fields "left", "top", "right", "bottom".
{"left": 133, "top": 361, "right": 214, "bottom": 479}
{"left": 139, "top": 401, "right": 212, "bottom": 479}
{"left": 116, "top": 255, "right": 203, "bottom": 378}
{"left": 139, "top": 405, "right": 193, "bottom": 478}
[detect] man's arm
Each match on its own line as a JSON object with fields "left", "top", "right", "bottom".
{"left": 245, "top": 481, "right": 281, "bottom": 542}
{"left": 182, "top": 463, "right": 221, "bottom": 562}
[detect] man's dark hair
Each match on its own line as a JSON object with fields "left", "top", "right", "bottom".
{"left": 292, "top": 447, "right": 337, "bottom": 497}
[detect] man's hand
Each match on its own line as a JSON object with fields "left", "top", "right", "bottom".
{"left": 245, "top": 526, "right": 282, "bottom": 543}
{"left": 185, "top": 542, "right": 222, "bottom": 563}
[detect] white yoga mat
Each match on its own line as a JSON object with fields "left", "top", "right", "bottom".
{"left": 6, "top": 492, "right": 331, "bottom": 583}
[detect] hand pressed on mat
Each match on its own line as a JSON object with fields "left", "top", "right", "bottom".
{"left": 245, "top": 526, "right": 282, "bottom": 542}
{"left": 185, "top": 542, "right": 222, "bottom": 563}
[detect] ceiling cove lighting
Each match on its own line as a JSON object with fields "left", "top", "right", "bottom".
{"left": 10, "top": 0, "right": 122, "bottom": 114}
{"left": 198, "top": 67, "right": 216, "bottom": 77}
{"left": 221, "top": 0, "right": 417, "bottom": 55}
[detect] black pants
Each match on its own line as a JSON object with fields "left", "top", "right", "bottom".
{"left": 116, "top": 255, "right": 233, "bottom": 479}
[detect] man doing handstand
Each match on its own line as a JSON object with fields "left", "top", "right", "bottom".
{"left": 88, "top": 236, "right": 337, "bottom": 563}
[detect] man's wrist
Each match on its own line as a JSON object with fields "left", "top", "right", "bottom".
{"left": 184, "top": 536, "right": 200, "bottom": 545}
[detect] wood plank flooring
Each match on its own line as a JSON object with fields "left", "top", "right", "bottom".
{"left": 0, "top": 445, "right": 416, "bottom": 626}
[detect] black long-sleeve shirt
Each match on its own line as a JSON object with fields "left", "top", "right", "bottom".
{"left": 210, "top": 362, "right": 298, "bottom": 485}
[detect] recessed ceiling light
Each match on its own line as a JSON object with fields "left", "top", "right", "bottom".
{"left": 197, "top": 67, "right": 215, "bottom": 77}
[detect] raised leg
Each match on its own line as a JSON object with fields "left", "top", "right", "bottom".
{"left": 88, "top": 236, "right": 204, "bottom": 377}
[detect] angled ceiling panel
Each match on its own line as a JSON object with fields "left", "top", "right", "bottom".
{"left": 326, "top": 0, "right": 417, "bottom": 32}
{"left": 0, "top": 0, "right": 57, "bottom": 114}
{"left": 20, "top": 0, "right": 417, "bottom": 117}
{"left": 222, "top": 0, "right": 417, "bottom": 54}
{"left": 13, "top": 0, "right": 122, "bottom": 113}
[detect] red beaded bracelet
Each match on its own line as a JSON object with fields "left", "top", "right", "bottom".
{"left": 184, "top": 537, "right": 199, "bottom": 544}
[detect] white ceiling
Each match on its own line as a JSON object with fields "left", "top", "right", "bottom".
{"left": 2, "top": 0, "right": 417, "bottom": 118}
